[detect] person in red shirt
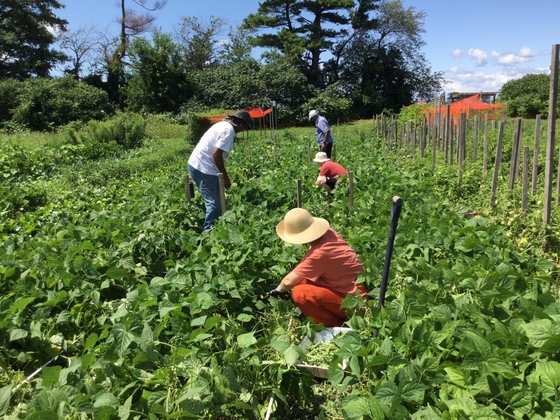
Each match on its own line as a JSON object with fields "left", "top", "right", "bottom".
{"left": 313, "top": 152, "right": 346, "bottom": 197}
{"left": 268, "top": 208, "right": 366, "bottom": 327}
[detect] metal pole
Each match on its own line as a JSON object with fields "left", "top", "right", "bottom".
{"left": 374, "top": 196, "right": 403, "bottom": 338}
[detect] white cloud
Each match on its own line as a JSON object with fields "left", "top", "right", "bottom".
{"left": 468, "top": 48, "right": 488, "bottom": 66}
{"left": 492, "top": 47, "right": 547, "bottom": 66}
{"left": 451, "top": 48, "right": 463, "bottom": 58}
{"left": 443, "top": 66, "right": 515, "bottom": 93}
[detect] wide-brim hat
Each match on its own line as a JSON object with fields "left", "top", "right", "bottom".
{"left": 276, "top": 208, "right": 330, "bottom": 244}
{"left": 308, "top": 109, "right": 319, "bottom": 120}
{"left": 313, "top": 152, "right": 330, "bottom": 162}
{"left": 227, "top": 109, "right": 254, "bottom": 129}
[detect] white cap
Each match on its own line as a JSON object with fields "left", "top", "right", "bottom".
{"left": 308, "top": 110, "right": 319, "bottom": 120}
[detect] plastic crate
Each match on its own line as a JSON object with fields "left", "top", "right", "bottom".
{"left": 295, "top": 327, "right": 352, "bottom": 378}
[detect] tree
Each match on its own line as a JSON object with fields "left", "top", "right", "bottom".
{"left": 174, "top": 16, "right": 226, "bottom": 71}
{"left": 333, "top": 0, "right": 444, "bottom": 116}
{"left": 109, "top": 0, "right": 167, "bottom": 108}
{"left": 125, "top": 30, "right": 192, "bottom": 113}
{"left": 498, "top": 73, "right": 554, "bottom": 118}
{"left": 0, "top": 0, "right": 68, "bottom": 79}
{"left": 258, "top": 52, "right": 314, "bottom": 121}
{"left": 57, "top": 26, "right": 102, "bottom": 79}
{"left": 243, "top": 0, "right": 377, "bottom": 87}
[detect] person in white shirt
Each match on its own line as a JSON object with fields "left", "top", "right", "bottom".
{"left": 188, "top": 110, "right": 253, "bottom": 232}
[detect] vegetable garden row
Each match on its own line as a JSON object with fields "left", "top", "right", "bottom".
{"left": 1, "top": 116, "right": 559, "bottom": 419}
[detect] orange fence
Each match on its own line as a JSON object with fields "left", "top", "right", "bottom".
{"left": 422, "top": 94, "right": 506, "bottom": 123}
{"left": 204, "top": 108, "right": 273, "bottom": 124}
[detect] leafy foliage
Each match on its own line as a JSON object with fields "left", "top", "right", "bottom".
{"left": 1, "top": 76, "right": 113, "bottom": 131}
{"left": 0, "top": 0, "right": 68, "bottom": 79}
{"left": 499, "top": 73, "right": 556, "bottom": 118}
{"left": 0, "top": 119, "right": 559, "bottom": 418}
{"left": 126, "top": 30, "right": 193, "bottom": 113}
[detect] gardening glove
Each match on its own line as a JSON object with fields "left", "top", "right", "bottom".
{"left": 267, "top": 286, "right": 286, "bottom": 297}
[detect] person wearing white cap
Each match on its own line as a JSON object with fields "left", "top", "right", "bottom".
{"left": 188, "top": 110, "right": 253, "bottom": 232}
{"left": 308, "top": 110, "right": 333, "bottom": 158}
{"left": 313, "top": 151, "right": 346, "bottom": 197}
{"left": 268, "top": 208, "right": 366, "bottom": 327}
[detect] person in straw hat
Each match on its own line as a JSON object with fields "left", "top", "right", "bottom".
{"left": 268, "top": 208, "right": 366, "bottom": 327}
{"left": 188, "top": 110, "right": 253, "bottom": 232}
{"left": 308, "top": 109, "right": 334, "bottom": 158}
{"left": 313, "top": 151, "right": 346, "bottom": 197}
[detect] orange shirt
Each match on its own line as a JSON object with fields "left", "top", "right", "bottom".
{"left": 294, "top": 229, "right": 366, "bottom": 297}
{"left": 319, "top": 161, "right": 346, "bottom": 178}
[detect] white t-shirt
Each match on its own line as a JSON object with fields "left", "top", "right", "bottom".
{"left": 188, "top": 120, "right": 235, "bottom": 175}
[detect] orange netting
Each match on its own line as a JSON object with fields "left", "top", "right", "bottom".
{"left": 421, "top": 94, "right": 505, "bottom": 124}
{"left": 204, "top": 107, "right": 273, "bottom": 124}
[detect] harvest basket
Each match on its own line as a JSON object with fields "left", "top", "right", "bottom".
{"left": 295, "top": 327, "right": 352, "bottom": 379}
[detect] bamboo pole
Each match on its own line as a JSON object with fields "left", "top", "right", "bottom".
{"left": 490, "top": 121, "right": 505, "bottom": 208}
{"left": 531, "top": 115, "right": 542, "bottom": 194}
{"left": 473, "top": 115, "right": 479, "bottom": 162}
{"left": 508, "top": 118, "right": 523, "bottom": 191}
{"left": 297, "top": 179, "right": 302, "bottom": 208}
{"left": 522, "top": 146, "right": 529, "bottom": 213}
{"left": 185, "top": 175, "right": 192, "bottom": 201}
{"left": 218, "top": 173, "right": 226, "bottom": 215}
{"left": 348, "top": 171, "right": 354, "bottom": 211}
{"left": 543, "top": 44, "right": 559, "bottom": 224}
{"left": 483, "top": 113, "right": 489, "bottom": 174}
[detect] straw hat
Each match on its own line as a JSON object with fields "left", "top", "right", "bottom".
{"left": 308, "top": 109, "right": 319, "bottom": 120}
{"left": 313, "top": 152, "right": 330, "bottom": 163}
{"left": 276, "top": 208, "right": 330, "bottom": 244}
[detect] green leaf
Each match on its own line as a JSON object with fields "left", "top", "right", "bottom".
{"left": 0, "top": 385, "right": 14, "bottom": 416}
{"left": 283, "top": 344, "right": 300, "bottom": 365}
{"left": 105, "top": 267, "right": 128, "bottom": 280}
{"left": 528, "top": 361, "right": 560, "bottom": 393}
{"left": 190, "top": 315, "right": 207, "bottom": 327}
{"left": 9, "top": 328, "right": 28, "bottom": 341}
{"left": 94, "top": 392, "right": 120, "bottom": 409}
{"left": 522, "top": 319, "right": 560, "bottom": 347}
{"left": 460, "top": 331, "right": 492, "bottom": 359}
{"left": 84, "top": 333, "right": 99, "bottom": 351}
{"left": 483, "top": 357, "right": 517, "bottom": 378}
{"left": 444, "top": 366, "right": 466, "bottom": 387}
{"left": 237, "top": 313, "right": 254, "bottom": 322}
{"left": 237, "top": 332, "right": 256, "bottom": 348}
{"left": 42, "top": 365, "right": 62, "bottom": 388}
{"left": 113, "top": 324, "right": 135, "bottom": 357}
{"left": 507, "top": 389, "right": 532, "bottom": 410}
{"left": 375, "top": 381, "right": 399, "bottom": 405}
{"left": 12, "top": 297, "right": 35, "bottom": 311}
{"left": 443, "top": 397, "right": 476, "bottom": 417}
{"left": 401, "top": 383, "right": 428, "bottom": 405}
{"left": 80, "top": 240, "right": 95, "bottom": 250}
{"left": 342, "top": 395, "right": 383, "bottom": 418}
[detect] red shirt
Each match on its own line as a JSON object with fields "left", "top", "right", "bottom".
{"left": 320, "top": 161, "right": 346, "bottom": 178}
{"left": 294, "top": 229, "right": 366, "bottom": 297}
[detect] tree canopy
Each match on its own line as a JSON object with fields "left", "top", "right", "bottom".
{"left": 499, "top": 73, "right": 556, "bottom": 119}
{"left": 0, "top": 0, "right": 68, "bottom": 79}
{"left": 0, "top": 0, "right": 450, "bottom": 127}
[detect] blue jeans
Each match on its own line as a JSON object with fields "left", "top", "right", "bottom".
{"left": 188, "top": 164, "right": 222, "bottom": 232}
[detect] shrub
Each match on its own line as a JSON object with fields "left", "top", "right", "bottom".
{"left": 305, "top": 84, "right": 352, "bottom": 124}
{"left": 0, "top": 78, "right": 25, "bottom": 126}
{"left": 66, "top": 112, "right": 147, "bottom": 151}
{"left": 10, "top": 76, "right": 114, "bottom": 131}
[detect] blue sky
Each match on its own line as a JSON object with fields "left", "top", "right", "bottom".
{"left": 57, "top": 0, "right": 559, "bottom": 96}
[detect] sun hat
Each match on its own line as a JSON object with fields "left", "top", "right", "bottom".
{"left": 313, "top": 151, "right": 330, "bottom": 163}
{"left": 308, "top": 109, "right": 319, "bottom": 121}
{"left": 227, "top": 109, "right": 254, "bottom": 129}
{"left": 276, "top": 208, "right": 330, "bottom": 244}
